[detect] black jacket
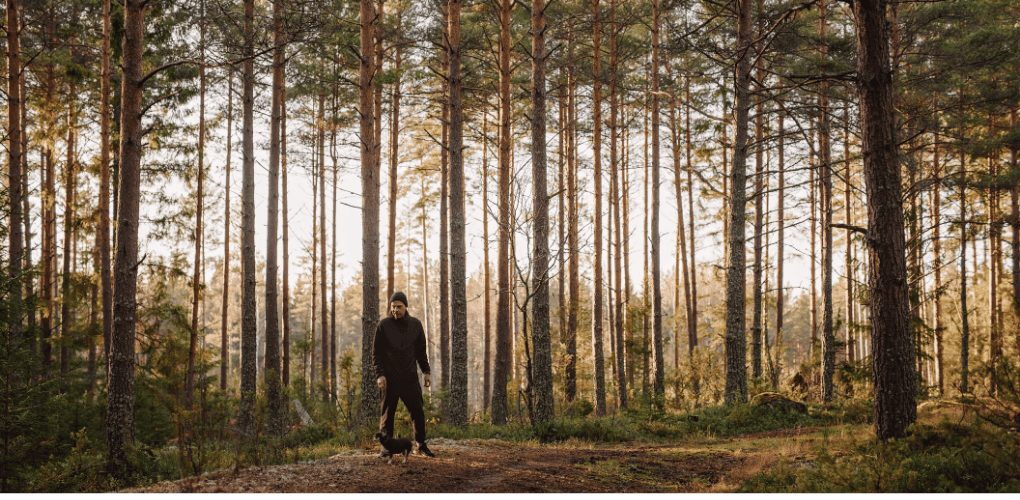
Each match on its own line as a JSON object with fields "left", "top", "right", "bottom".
{"left": 372, "top": 314, "right": 431, "bottom": 382}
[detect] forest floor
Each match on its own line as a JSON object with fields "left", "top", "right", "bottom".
{"left": 134, "top": 423, "right": 870, "bottom": 493}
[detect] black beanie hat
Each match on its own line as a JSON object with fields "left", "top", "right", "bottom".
{"left": 390, "top": 291, "right": 408, "bottom": 307}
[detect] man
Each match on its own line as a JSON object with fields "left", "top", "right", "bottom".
{"left": 373, "top": 291, "right": 435, "bottom": 458}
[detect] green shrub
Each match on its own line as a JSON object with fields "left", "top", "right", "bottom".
{"left": 741, "top": 421, "right": 1020, "bottom": 492}
{"left": 536, "top": 416, "right": 639, "bottom": 443}
{"left": 26, "top": 429, "right": 115, "bottom": 493}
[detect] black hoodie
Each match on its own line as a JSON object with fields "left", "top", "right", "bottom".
{"left": 372, "top": 314, "right": 431, "bottom": 383}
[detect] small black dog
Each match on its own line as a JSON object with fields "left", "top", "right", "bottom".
{"left": 375, "top": 432, "right": 413, "bottom": 464}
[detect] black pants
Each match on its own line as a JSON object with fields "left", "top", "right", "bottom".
{"left": 379, "top": 378, "right": 426, "bottom": 444}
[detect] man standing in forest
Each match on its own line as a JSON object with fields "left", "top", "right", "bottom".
{"left": 374, "top": 292, "right": 436, "bottom": 458}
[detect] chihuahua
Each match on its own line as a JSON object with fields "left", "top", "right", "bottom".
{"left": 375, "top": 432, "right": 414, "bottom": 464}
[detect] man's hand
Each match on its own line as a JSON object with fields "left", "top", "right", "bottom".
{"left": 376, "top": 376, "right": 387, "bottom": 391}
{"left": 423, "top": 374, "right": 431, "bottom": 388}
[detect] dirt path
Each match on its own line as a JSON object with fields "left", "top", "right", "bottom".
{"left": 136, "top": 427, "right": 848, "bottom": 493}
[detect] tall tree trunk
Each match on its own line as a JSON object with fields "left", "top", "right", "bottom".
{"left": 650, "top": 0, "right": 665, "bottom": 408}
{"left": 958, "top": 104, "right": 970, "bottom": 395}
{"left": 447, "top": 0, "right": 469, "bottom": 425}
{"left": 107, "top": 0, "right": 145, "bottom": 473}
{"left": 724, "top": 0, "right": 752, "bottom": 405}
{"left": 439, "top": 5, "right": 451, "bottom": 392}
{"left": 808, "top": 120, "right": 818, "bottom": 363}
{"left": 330, "top": 98, "right": 338, "bottom": 402}
{"left": 6, "top": 0, "right": 24, "bottom": 343}
{"left": 529, "top": 0, "right": 554, "bottom": 423}
{"left": 387, "top": 14, "right": 402, "bottom": 301}
{"left": 220, "top": 68, "right": 234, "bottom": 392}
{"left": 1009, "top": 106, "right": 1018, "bottom": 355}
{"left": 643, "top": 90, "right": 650, "bottom": 398}
{"left": 774, "top": 111, "right": 786, "bottom": 390}
{"left": 263, "top": 0, "right": 286, "bottom": 435}
{"left": 844, "top": 106, "right": 856, "bottom": 365}
{"left": 751, "top": 62, "right": 764, "bottom": 382}
{"left": 684, "top": 77, "right": 698, "bottom": 363}
{"left": 237, "top": 0, "right": 258, "bottom": 438}
{"left": 22, "top": 60, "right": 35, "bottom": 358}
{"left": 186, "top": 0, "right": 207, "bottom": 408}
{"left": 988, "top": 115, "right": 1002, "bottom": 394}
{"left": 556, "top": 83, "right": 567, "bottom": 399}
{"left": 931, "top": 115, "right": 944, "bottom": 396}
{"left": 310, "top": 136, "right": 317, "bottom": 395}
{"left": 420, "top": 172, "right": 433, "bottom": 395}
{"left": 590, "top": 0, "right": 609, "bottom": 416}
{"left": 608, "top": 0, "right": 627, "bottom": 409}
{"left": 60, "top": 72, "right": 78, "bottom": 377}
{"left": 669, "top": 90, "right": 692, "bottom": 403}
{"left": 565, "top": 36, "right": 579, "bottom": 403}
{"left": 42, "top": 31, "right": 57, "bottom": 370}
{"left": 359, "top": 0, "right": 381, "bottom": 423}
{"left": 318, "top": 94, "right": 328, "bottom": 399}
{"left": 622, "top": 104, "right": 633, "bottom": 391}
{"left": 852, "top": 0, "right": 916, "bottom": 438}
{"left": 99, "top": 0, "right": 114, "bottom": 374}
{"left": 483, "top": 111, "right": 492, "bottom": 413}
{"left": 492, "top": 0, "right": 514, "bottom": 424}
{"left": 281, "top": 71, "right": 290, "bottom": 388}
{"left": 819, "top": 0, "right": 835, "bottom": 402}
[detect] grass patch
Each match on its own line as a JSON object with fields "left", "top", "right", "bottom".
{"left": 740, "top": 419, "right": 1020, "bottom": 492}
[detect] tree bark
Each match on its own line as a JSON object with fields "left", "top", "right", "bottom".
{"left": 684, "top": 77, "right": 698, "bottom": 363}
{"left": 1009, "top": 106, "right": 1019, "bottom": 356}
{"left": 608, "top": 0, "right": 627, "bottom": 409}
{"left": 439, "top": 6, "right": 451, "bottom": 391}
{"left": 930, "top": 115, "right": 943, "bottom": 396}
{"left": 591, "top": 0, "right": 609, "bottom": 416}
{"left": 774, "top": 111, "right": 786, "bottom": 390}
{"left": 958, "top": 98, "right": 970, "bottom": 395}
{"left": 819, "top": 0, "right": 835, "bottom": 402}
{"left": 565, "top": 36, "right": 579, "bottom": 403}
{"left": 319, "top": 94, "right": 328, "bottom": 399}
{"left": 220, "top": 67, "right": 234, "bottom": 392}
{"left": 186, "top": 0, "right": 207, "bottom": 408}
{"left": 359, "top": 0, "right": 381, "bottom": 423}
{"left": 751, "top": 58, "right": 764, "bottom": 382}
{"left": 724, "top": 0, "right": 753, "bottom": 405}
{"left": 556, "top": 79, "right": 567, "bottom": 401}
{"left": 483, "top": 111, "right": 492, "bottom": 413}
{"left": 99, "top": 0, "right": 114, "bottom": 375}
{"left": 107, "top": 0, "right": 145, "bottom": 473}
{"left": 237, "top": 0, "right": 259, "bottom": 438}
{"left": 669, "top": 90, "right": 692, "bottom": 403}
{"left": 387, "top": 13, "right": 402, "bottom": 301}
{"left": 987, "top": 114, "right": 1002, "bottom": 394}
{"left": 310, "top": 133, "right": 318, "bottom": 395}
{"left": 643, "top": 90, "right": 650, "bottom": 398}
{"left": 281, "top": 70, "right": 291, "bottom": 388}
{"left": 852, "top": 0, "right": 917, "bottom": 438}
{"left": 843, "top": 106, "right": 856, "bottom": 365}
{"left": 60, "top": 68, "right": 78, "bottom": 376}
{"left": 492, "top": 0, "right": 514, "bottom": 424}
{"left": 809, "top": 116, "right": 818, "bottom": 362}
{"left": 6, "top": 0, "right": 24, "bottom": 343}
{"left": 447, "top": 0, "right": 469, "bottom": 425}
{"left": 330, "top": 95, "right": 338, "bottom": 402}
{"left": 529, "top": 0, "right": 554, "bottom": 423}
{"left": 263, "top": 0, "right": 286, "bottom": 435}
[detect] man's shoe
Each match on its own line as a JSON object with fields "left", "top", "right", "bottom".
{"left": 416, "top": 443, "right": 435, "bottom": 458}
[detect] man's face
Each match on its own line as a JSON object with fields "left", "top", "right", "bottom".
{"left": 390, "top": 301, "right": 406, "bottom": 319}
